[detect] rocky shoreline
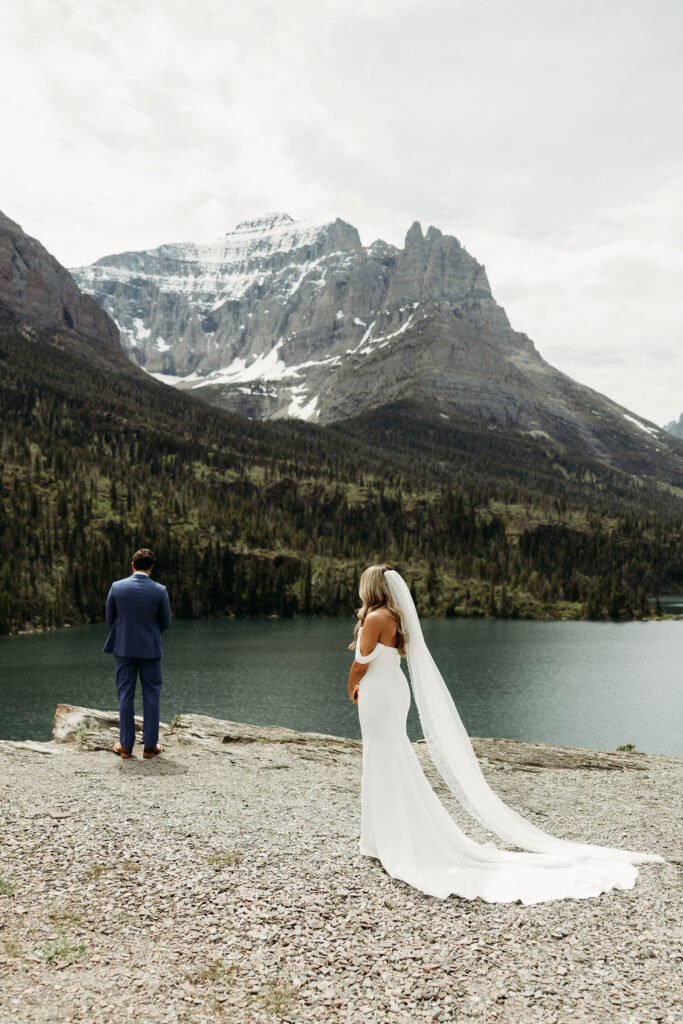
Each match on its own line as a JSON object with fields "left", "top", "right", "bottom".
{"left": 1, "top": 705, "right": 681, "bottom": 1024}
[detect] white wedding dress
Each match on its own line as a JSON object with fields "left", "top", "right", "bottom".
{"left": 356, "top": 571, "right": 663, "bottom": 905}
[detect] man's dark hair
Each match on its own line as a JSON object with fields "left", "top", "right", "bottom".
{"left": 132, "top": 548, "right": 155, "bottom": 571}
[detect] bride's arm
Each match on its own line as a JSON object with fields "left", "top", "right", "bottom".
{"left": 347, "top": 614, "right": 383, "bottom": 703}
{"left": 347, "top": 660, "right": 366, "bottom": 704}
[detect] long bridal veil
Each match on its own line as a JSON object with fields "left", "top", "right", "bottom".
{"left": 384, "top": 570, "right": 662, "bottom": 866}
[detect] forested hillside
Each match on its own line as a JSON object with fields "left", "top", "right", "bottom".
{"left": 1, "top": 305, "right": 682, "bottom": 636}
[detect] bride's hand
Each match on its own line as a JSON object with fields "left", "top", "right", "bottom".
{"left": 350, "top": 684, "right": 359, "bottom": 704}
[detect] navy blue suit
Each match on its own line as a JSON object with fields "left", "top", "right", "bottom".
{"left": 104, "top": 572, "right": 172, "bottom": 750}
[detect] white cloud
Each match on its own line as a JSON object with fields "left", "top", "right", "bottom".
{"left": 457, "top": 177, "right": 683, "bottom": 424}
{"left": 0, "top": 0, "right": 681, "bottom": 423}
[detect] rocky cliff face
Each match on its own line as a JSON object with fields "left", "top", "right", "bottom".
{"left": 0, "top": 211, "right": 120, "bottom": 351}
{"left": 71, "top": 213, "right": 683, "bottom": 473}
{"left": 69, "top": 213, "right": 540, "bottom": 414}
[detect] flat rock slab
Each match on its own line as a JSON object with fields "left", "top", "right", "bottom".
{"left": 0, "top": 706, "right": 680, "bottom": 1024}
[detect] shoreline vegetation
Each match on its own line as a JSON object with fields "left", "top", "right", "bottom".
{"left": 4, "top": 598, "right": 683, "bottom": 640}
{"left": 0, "top": 705, "right": 680, "bottom": 1023}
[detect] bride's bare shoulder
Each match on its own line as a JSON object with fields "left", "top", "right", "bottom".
{"left": 365, "top": 607, "right": 398, "bottom": 642}
{"left": 360, "top": 609, "right": 389, "bottom": 648}
{"left": 364, "top": 608, "right": 394, "bottom": 627}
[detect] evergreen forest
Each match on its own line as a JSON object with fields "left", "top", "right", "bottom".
{"left": 1, "top": 307, "right": 682, "bottom": 636}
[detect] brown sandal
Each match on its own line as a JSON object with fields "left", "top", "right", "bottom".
{"left": 114, "top": 742, "right": 133, "bottom": 759}
{"left": 143, "top": 744, "right": 163, "bottom": 759}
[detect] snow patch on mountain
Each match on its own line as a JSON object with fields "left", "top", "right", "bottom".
{"left": 71, "top": 214, "right": 335, "bottom": 312}
{"left": 132, "top": 318, "right": 150, "bottom": 343}
{"left": 287, "top": 386, "right": 318, "bottom": 420}
{"left": 623, "top": 413, "right": 660, "bottom": 437}
{"left": 146, "top": 368, "right": 203, "bottom": 386}
{"left": 191, "top": 340, "right": 290, "bottom": 388}
{"left": 354, "top": 312, "right": 416, "bottom": 355}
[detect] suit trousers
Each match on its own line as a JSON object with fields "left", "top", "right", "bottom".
{"left": 114, "top": 656, "right": 163, "bottom": 751}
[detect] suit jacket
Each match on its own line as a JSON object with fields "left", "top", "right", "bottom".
{"left": 103, "top": 572, "right": 172, "bottom": 659}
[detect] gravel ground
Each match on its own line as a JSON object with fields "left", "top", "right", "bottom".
{"left": 0, "top": 705, "right": 681, "bottom": 1024}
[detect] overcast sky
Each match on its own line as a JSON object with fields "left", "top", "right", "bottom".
{"left": 1, "top": 0, "right": 681, "bottom": 424}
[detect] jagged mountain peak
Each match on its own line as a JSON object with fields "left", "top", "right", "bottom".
{"left": 404, "top": 220, "right": 452, "bottom": 249}
{"left": 405, "top": 221, "right": 424, "bottom": 247}
{"left": 664, "top": 413, "right": 683, "bottom": 439}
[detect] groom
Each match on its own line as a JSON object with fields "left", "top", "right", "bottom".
{"left": 103, "top": 548, "right": 172, "bottom": 759}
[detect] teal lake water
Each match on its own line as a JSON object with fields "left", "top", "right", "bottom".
{"left": 0, "top": 618, "right": 680, "bottom": 755}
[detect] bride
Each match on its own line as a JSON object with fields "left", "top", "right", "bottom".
{"left": 347, "top": 564, "right": 663, "bottom": 904}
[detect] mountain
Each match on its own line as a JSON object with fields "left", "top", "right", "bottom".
{"left": 1, "top": 208, "right": 682, "bottom": 635}
{"left": 1, "top": 211, "right": 120, "bottom": 356}
{"left": 71, "top": 213, "right": 683, "bottom": 486}
{"left": 664, "top": 414, "right": 683, "bottom": 439}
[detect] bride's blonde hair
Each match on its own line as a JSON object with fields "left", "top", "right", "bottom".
{"left": 349, "top": 563, "right": 407, "bottom": 656}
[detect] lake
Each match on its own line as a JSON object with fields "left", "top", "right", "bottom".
{"left": 0, "top": 619, "right": 680, "bottom": 756}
